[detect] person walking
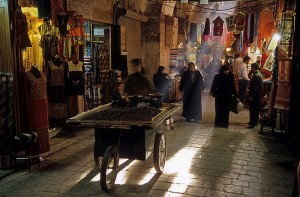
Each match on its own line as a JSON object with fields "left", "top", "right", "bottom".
{"left": 179, "top": 62, "right": 205, "bottom": 122}
{"left": 237, "top": 55, "right": 251, "bottom": 104}
{"left": 153, "top": 66, "right": 171, "bottom": 102}
{"left": 210, "top": 65, "right": 237, "bottom": 128}
{"left": 124, "top": 58, "right": 153, "bottom": 96}
{"left": 247, "top": 63, "right": 263, "bottom": 129}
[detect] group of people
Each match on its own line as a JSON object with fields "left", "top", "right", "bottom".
{"left": 111, "top": 59, "right": 205, "bottom": 123}
{"left": 111, "top": 55, "right": 263, "bottom": 129}
{"left": 210, "top": 54, "right": 263, "bottom": 129}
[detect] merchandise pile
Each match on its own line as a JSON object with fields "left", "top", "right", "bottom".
{"left": 82, "top": 106, "right": 162, "bottom": 122}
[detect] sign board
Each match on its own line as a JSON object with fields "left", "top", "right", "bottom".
{"left": 94, "top": 28, "right": 105, "bottom": 36}
{"left": 200, "top": 0, "right": 208, "bottom": 4}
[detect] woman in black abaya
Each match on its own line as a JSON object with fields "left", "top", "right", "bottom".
{"left": 210, "top": 65, "right": 237, "bottom": 128}
{"left": 179, "top": 62, "right": 205, "bottom": 122}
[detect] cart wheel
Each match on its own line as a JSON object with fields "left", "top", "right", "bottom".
{"left": 100, "top": 145, "right": 119, "bottom": 192}
{"left": 153, "top": 133, "right": 166, "bottom": 173}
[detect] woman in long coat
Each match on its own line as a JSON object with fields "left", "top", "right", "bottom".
{"left": 179, "top": 62, "right": 205, "bottom": 122}
{"left": 210, "top": 65, "right": 237, "bottom": 128}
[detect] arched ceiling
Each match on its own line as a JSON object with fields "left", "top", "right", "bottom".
{"left": 157, "top": 0, "right": 275, "bottom": 24}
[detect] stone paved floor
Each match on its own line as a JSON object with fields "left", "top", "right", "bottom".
{"left": 0, "top": 91, "right": 297, "bottom": 197}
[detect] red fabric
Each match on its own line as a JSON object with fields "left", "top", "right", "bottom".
{"left": 243, "top": 14, "right": 249, "bottom": 47}
{"left": 223, "top": 27, "right": 233, "bottom": 47}
{"left": 258, "top": 10, "right": 277, "bottom": 49}
{"left": 274, "top": 60, "right": 291, "bottom": 110}
{"left": 278, "top": 60, "right": 291, "bottom": 82}
{"left": 261, "top": 53, "right": 269, "bottom": 68}
{"left": 274, "top": 83, "right": 290, "bottom": 110}
{"left": 24, "top": 72, "right": 50, "bottom": 154}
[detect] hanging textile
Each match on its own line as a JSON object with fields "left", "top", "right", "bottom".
{"left": 249, "top": 14, "right": 254, "bottom": 43}
{"left": 23, "top": 35, "right": 43, "bottom": 72}
{"left": 68, "top": 15, "right": 85, "bottom": 46}
{"left": 0, "top": 74, "right": 14, "bottom": 155}
{"left": 13, "top": 8, "right": 32, "bottom": 49}
{"left": 242, "top": 15, "right": 249, "bottom": 56}
{"left": 58, "top": 37, "right": 71, "bottom": 58}
{"left": 247, "top": 14, "right": 251, "bottom": 43}
{"left": 203, "top": 18, "right": 210, "bottom": 42}
{"left": 66, "top": 61, "right": 85, "bottom": 96}
{"left": 40, "top": 34, "right": 59, "bottom": 61}
{"left": 223, "top": 26, "right": 233, "bottom": 47}
{"left": 274, "top": 59, "right": 291, "bottom": 110}
{"left": 57, "top": 14, "right": 69, "bottom": 36}
{"left": 253, "top": 13, "right": 259, "bottom": 50}
{"left": 48, "top": 59, "right": 67, "bottom": 121}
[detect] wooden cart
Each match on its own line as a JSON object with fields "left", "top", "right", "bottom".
{"left": 67, "top": 103, "right": 181, "bottom": 192}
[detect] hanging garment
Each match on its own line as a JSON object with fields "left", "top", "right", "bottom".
{"left": 203, "top": 18, "right": 210, "bottom": 42}
{"left": 223, "top": 26, "right": 233, "bottom": 47}
{"left": 48, "top": 61, "right": 67, "bottom": 119}
{"left": 66, "top": 61, "right": 85, "bottom": 95}
{"left": 57, "top": 15, "right": 69, "bottom": 36}
{"left": 68, "top": 15, "right": 85, "bottom": 46}
{"left": 243, "top": 14, "right": 249, "bottom": 47}
{"left": 249, "top": 14, "right": 255, "bottom": 43}
{"left": 23, "top": 35, "right": 43, "bottom": 72}
{"left": 40, "top": 34, "right": 59, "bottom": 61}
{"left": 253, "top": 13, "right": 259, "bottom": 50}
{"left": 13, "top": 8, "right": 32, "bottom": 49}
{"left": 24, "top": 71, "right": 50, "bottom": 154}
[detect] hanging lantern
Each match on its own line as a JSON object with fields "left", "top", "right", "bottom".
{"left": 213, "top": 16, "right": 224, "bottom": 37}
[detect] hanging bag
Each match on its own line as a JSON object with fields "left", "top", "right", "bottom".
{"left": 230, "top": 95, "right": 244, "bottom": 114}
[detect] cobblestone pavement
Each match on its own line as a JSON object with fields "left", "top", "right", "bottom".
{"left": 0, "top": 91, "right": 297, "bottom": 197}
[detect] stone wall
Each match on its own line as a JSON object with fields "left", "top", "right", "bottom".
{"left": 67, "top": 0, "right": 113, "bottom": 24}
{"left": 118, "top": 17, "right": 142, "bottom": 74}
{"left": 160, "top": 15, "right": 171, "bottom": 68}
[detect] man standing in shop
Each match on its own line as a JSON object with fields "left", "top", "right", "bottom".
{"left": 124, "top": 58, "right": 153, "bottom": 96}
{"left": 237, "top": 55, "right": 251, "bottom": 104}
{"left": 247, "top": 63, "right": 263, "bottom": 129}
{"left": 234, "top": 53, "right": 243, "bottom": 78}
